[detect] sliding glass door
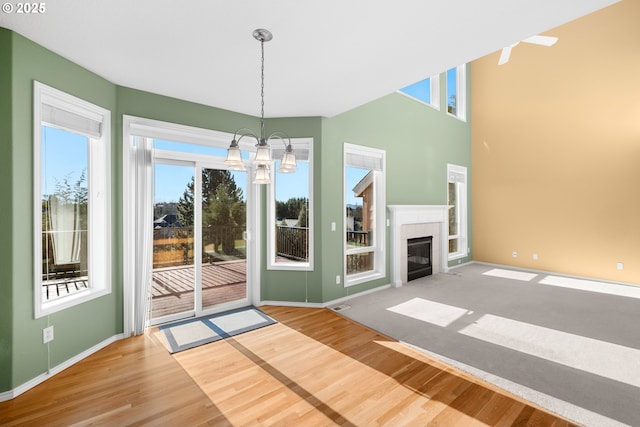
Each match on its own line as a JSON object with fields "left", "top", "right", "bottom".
{"left": 150, "top": 147, "right": 249, "bottom": 324}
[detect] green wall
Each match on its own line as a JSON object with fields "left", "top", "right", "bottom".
{"left": 0, "top": 28, "right": 14, "bottom": 392}
{"left": 318, "top": 73, "right": 472, "bottom": 302}
{"left": 0, "top": 28, "right": 471, "bottom": 393}
{"left": 5, "top": 31, "right": 119, "bottom": 388}
{"left": 260, "top": 117, "right": 324, "bottom": 303}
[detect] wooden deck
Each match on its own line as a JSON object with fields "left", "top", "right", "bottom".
{"left": 151, "top": 260, "right": 246, "bottom": 319}
{"left": 0, "top": 306, "right": 579, "bottom": 426}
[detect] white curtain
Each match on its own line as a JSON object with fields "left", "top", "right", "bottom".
{"left": 133, "top": 137, "right": 154, "bottom": 335}
{"left": 47, "top": 194, "right": 82, "bottom": 266}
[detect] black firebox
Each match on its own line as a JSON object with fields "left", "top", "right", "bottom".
{"left": 407, "top": 236, "right": 433, "bottom": 281}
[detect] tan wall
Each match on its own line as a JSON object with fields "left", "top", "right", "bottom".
{"left": 471, "top": 0, "right": 640, "bottom": 284}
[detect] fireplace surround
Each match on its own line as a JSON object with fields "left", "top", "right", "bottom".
{"left": 388, "top": 205, "right": 450, "bottom": 287}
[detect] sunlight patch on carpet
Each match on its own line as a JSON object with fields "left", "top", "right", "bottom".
{"left": 388, "top": 296, "right": 640, "bottom": 388}
{"left": 459, "top": 313, "right": 640, "bottom": 388}
{"left": 387, "top": 297, "right": 471, "bottom": 327}
{"left": 483, "top": 268, "right": 538, "bottom": 282}
{"left": 539, "top": 275, "right": 640, "bottom": 299}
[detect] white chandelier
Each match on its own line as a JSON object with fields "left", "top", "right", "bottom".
{"left": 225, "top": 29, "right": 297, "bottom": 184}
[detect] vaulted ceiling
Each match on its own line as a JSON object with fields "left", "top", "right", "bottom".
{"left": 1, "top": 0, "right": 619, "bottom": 117}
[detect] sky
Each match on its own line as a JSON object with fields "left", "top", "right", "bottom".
{"left": 400, "top": 66, "right": 458, "bottom": 111}
{"left": 42, "top": 126, "right": 88, "bottom": 197}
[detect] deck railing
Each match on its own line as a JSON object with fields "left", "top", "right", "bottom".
{"left": 152, "top": 226, "right": 367, "bottom": 266}
{"left": 153, "top": 225, "right": 246, "bottom": 268}
{"left": 276, "top": 225, "right": 309, "bottom": 261}
{"left": 346, "top": 230, "right": 370, "bottom": 247}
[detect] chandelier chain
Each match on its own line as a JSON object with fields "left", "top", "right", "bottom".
{"left": 260, "top": 39, "right": 265, "bottom": 140}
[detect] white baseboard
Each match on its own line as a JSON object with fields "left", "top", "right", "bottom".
{"left": 259, "top": 283, "right": 392, "bottom": 309}
{"left": 258, "top": 300, "right": 325, "bottom": 309}
{"left": 0, "top": 333, "right": 124, "bottom": 402}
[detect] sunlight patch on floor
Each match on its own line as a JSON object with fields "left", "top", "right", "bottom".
{"left": 539, "top": 275, "right": 640, "bottom": 299}
{"left": 482, "top": 268, "right": 538, "bottom": 282}
{"left": 459, "top": 313, "right": 640, "bottom": 388}
{"left": 387, "top": 297, "right": 640, "bottom": 388}
{"left": 387, "top": 298, "right": 471, "bottom": 327}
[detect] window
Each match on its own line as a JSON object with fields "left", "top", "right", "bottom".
{"left": 447, "top": 164, "right": 467, "bottom": 260}
{"left": 344, "top": 143, "right": 386, "bottom": 286}
{"left": 446, "top": 65, "right": 466, "bottom": 121}
{"left": 268, "top": 139, "right": 313, "bottom": 270}
{"left": 34, "top": 82, "right": 111, "bottom": 318}
{"left": 398, "top": 75, "right": 440, "bottom": 110}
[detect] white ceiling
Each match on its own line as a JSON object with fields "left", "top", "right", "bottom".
{"left": 0, "top": 0, "right": 619, "bottom": 118}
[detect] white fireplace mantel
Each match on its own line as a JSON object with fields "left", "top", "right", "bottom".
{"left": 388, "top": 205, "right": 450, "bottom": 287}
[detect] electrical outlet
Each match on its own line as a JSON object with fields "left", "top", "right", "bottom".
{"left": 43, "top": 326, "right": 54, "bottom": 344}
{"left": 617, "top": 262, "right": 624, "bottom": 270}
{"left": 533, "top": 253, "right": 539, "bottom": 261}
{"left": 336, "top": 275, "right": 341, "bottom": 284}
{"left": 512, "top": 251, "right": 518, "bottom": 258}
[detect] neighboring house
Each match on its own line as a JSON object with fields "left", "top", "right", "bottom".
{"left": 153, "top": 214, "right": 182, "bottom": 229}
{"left": 352, "top": 171, "right": 374, "bottom": 235}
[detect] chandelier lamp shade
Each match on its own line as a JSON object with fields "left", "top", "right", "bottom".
{"left": 225, "top": 29, "right": 297, "bottom": 184}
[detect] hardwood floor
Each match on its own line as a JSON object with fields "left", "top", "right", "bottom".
{"left": 0, "top": 307, "right": 578, "bottom": 426}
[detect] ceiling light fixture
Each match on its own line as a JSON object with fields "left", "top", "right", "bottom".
{"left": 225, "top": 28, "right": 297, "bottom": 184}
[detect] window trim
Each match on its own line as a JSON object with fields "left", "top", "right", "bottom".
{"left": 447, "top": 163, "right": 468, "bottom": 261}
{"left": 446, "top": 64, "right": 467, "bottom": 122}
{"left": 343, "top": 143, "right": 386, "bottom": 287}
{"left": 267, "top": 137, "right": 314, "bottom": 271}
{"left": 33, "top": 81, "right": 112, "bottom": 319}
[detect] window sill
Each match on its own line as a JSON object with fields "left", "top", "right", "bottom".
{"left": 446, "top": 112, "right": 467, "bottom": 123}
{"left": 267, "top": 261, "right": 313, "bottom": 272}
{"left": 345, "top": 271, "right": 385, "bottom": 287}
{"left": 36, "top": 287, "right": 111, "bottom": 319}
{"left": 448, "top": 252, "right": 467, "bottom": 262}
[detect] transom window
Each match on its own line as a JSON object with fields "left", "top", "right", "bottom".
{"left": 34, "top": 82, "right": 111, "bottom": 318}
{"left": 398, "top": 75, "right": 440, "bottom": 110}
{"left": 344, "top": 143, "right": 386, "bottom": 286}
{"left": 446, "top": 65, "right": 467, "bottom": 121}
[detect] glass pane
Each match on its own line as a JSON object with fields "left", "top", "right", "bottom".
{"left": 275, "top": 161, "right": 309, "bottom": 263}
{"left": 346, "top": 166, "right": 374, "bottom": 249}
{"left": 346, "top": 252, "right": 374, "bottom": 275}
{"left": 449, "top": 238, "right": 459, "bottom": 254}
{"left": 151, "top": 163, "right": 195, "bottom": 319}
{"left": 201, "top": 168, "right": 247, "bottom": 311}
{"left": 400, "top": 77, "right": 431, "bottom": 104}
{"left": 41, "top": 126, "right": 89, "bottom": 302}
{"left": 448, "top": 182, "right": 458, "bottom": 236}
{"left": 447, "top": 67, "right": 457, "bottom": 115}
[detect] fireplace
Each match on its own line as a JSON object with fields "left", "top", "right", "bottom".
{"left": 388, "top": 205, "right": 449, "bottom": 287}
{"left": 407, "top": 236, "right": 433, "bottom": 281}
